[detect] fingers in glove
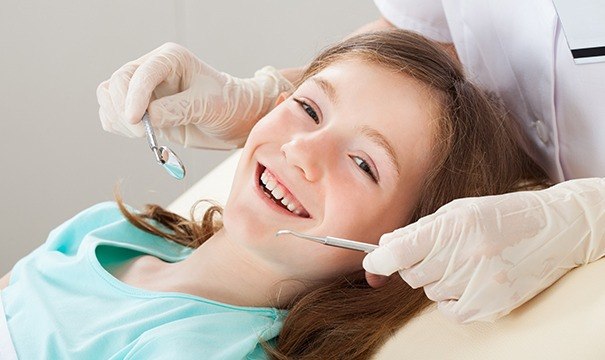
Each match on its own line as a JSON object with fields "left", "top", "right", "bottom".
{"left": 98, "top": 107, "right": 115, "bottom": 133}
{"left": 368, "top": 217, "right": 443, "bottom": 274}
{"left": 147, "top": 87, "right": 197, "bottom": 128}
{"left": 434, "top": 263, "right": 567, "bottom": 323}
{"left": 125, "top": 51, "right": 175, "bottom": 125}
{"left": 422, "top": 281, "right": 466, "bottom": 302}
{"left": 363, "top": 228, "right": 435, "bottom": 276}
{"left": 108, "top": 63, "right": 138, "bottom": 124}
{"left": 97, "top": 80, "right": 113, "bottom": 132}
{"left": 437, "top": 298, "right": 505, "bottom": 324}
{"left": 97, "top": 81, "right": 143, "bottom": 137}
{"left": 98, "top": 81, "right": 124, "bottom": 134}
{"left": 102, "top": 102, "right": 140, "bottom": 138}
{"left": 98, "top": 107, "right": 135, "bottom": 137}
{"left": 399, "top": 258, "right": 447, "bottom": 289}
{"left": 401, "top": 239, "right": 483, "bottom": 290}
{"left": 436, "top": 300, "right": 473, "bottom": 323}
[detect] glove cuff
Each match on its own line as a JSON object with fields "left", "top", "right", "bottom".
{"left": 210, "top": 66, "right": 294, "bottom": 148}
{"left": 253, "top": 65, "right": 295, "bottom": 97}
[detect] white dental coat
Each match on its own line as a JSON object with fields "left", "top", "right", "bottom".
{"left": 374, "top": 0, "right": 605, "bottom": 181}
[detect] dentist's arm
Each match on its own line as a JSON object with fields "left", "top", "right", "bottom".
{"left": 0, "top": 271, "right": 11, "bottom": 291}
{"left": 96, "top": 18, "right": 399, "bottom": 149}
{"left": 363, "top": 177, "right": 605, "bottom": 323}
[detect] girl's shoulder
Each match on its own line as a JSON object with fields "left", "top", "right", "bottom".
{"left": 54, "top": 201, "right": 125, "bottom": 232}
{"left": 43, "top": 201, "right": 130, "bottom": 254}
{"left": 71, "top": 201, "right": 129, "bottom": 224}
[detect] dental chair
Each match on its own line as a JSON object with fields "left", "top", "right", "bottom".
{"left": 168, "top": 150, "right": 605, "bottom": 359}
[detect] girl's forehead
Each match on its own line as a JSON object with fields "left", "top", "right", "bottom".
{"left": 304, "top": 60, "right": 439, "bottom": 127}
{"left": 306, "top": 59, "right": 434, "bottom": 101}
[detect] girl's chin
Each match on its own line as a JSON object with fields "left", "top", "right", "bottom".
{"left": 222, "top": 209, "right": 273, "bottom": 238}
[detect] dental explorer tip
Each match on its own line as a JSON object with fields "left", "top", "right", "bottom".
{"left": 275, "top": 230, "right": 292, "bottom": 237}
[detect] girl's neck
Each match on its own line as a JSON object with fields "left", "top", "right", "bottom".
{"left": 164, "top": 227, "right": 301, "bottom": 308}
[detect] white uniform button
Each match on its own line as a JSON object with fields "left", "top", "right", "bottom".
{"left": 535, "top": 119, "right": 549, "bottom": 144}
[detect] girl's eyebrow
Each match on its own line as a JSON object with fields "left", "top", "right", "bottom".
{"left": 311, "top": 76, "right": 401, "bottom": 179}
{"left": 311, "top": 77, "right": 339, "bottom": 105}
{"left": 359, "top": 125, "right": 401, "bottom": 179}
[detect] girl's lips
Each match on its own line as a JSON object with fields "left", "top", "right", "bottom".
{"left": 255, "top": 162, "right": 311, "bottom": 219}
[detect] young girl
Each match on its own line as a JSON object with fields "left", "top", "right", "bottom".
{"left": 0, "top": 30, "right": 549, "bottom": 359}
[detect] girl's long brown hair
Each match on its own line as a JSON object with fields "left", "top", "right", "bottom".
{"left": 116, "top": 30, "right": 550, "bottom": 359}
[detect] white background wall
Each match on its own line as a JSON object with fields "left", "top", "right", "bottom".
{"left": 0, "top": 1, "right": 379, "bottom": 274}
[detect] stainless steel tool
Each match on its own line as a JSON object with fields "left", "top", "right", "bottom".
{"left": 141, "top": 112, "right": 186, "bottom": 180}
{"left": 275, "top": 230, "right": 378, "bottom": 253}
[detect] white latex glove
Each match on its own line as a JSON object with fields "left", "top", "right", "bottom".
{"left": 363, "top": 177, "right": 605, "bottom": 323}
{"left": 96, "top": 42, "right": 293, "bottom": 149}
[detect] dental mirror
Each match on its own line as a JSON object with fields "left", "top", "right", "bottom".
{"left": 141, "top": 112, "right": 186, "bottom": 180}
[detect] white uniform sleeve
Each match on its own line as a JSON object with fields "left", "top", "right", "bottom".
{"left": 373, "top": 0, "right": 452, "bottom": 42}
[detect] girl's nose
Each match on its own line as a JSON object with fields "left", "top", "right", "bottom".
{"left": 281, "top": 131, "right": 338, "bottom": 182}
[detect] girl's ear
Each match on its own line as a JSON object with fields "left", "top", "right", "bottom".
{"left": 274, "top": 92, "right": 289, "bottom": 107}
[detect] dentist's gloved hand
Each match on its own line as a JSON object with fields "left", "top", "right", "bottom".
{"left": 363, "top": 178, "right": 605, "bottom": 323}
{"left": 96, "top": 42, "right": 293, "bottom": 149}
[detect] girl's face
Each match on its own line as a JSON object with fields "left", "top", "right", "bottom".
{"left": 223, "top": 59, "right": 439, "bottom": 282}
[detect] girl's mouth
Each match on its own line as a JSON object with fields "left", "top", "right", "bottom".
{"left": 255, "top": 163, "right": 311, "bottom": 219}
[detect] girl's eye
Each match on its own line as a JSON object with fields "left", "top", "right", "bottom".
{"left": 292, "top": 97, "right": 377, "bottom": 183}
{"left": 293, "top": 98, "right": 320, "bottom": 124}
{"left": 351, "top": 156, "right": 378, "bottom": 183}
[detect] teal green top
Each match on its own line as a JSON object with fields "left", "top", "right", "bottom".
{"left": 1, "top": 202, "right": 285, "bottom": 359}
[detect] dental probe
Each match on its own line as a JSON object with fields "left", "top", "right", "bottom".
{"left": 275, "top": 230, "right": 379, "bottom": 253}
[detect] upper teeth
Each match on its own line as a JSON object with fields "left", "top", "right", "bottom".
{"left": 260, "top": 169, "right": 306, "bottom": 216}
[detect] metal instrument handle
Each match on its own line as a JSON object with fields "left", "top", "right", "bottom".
{"left": 141, "top": 113, "right": 164, "bottom": 163}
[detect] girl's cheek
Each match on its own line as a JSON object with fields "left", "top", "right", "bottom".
{"left": 248, "top": 115, "right": 277, "bottom": 142}
{"left": 251, "top": 105, "right": 303, "bottom": 140}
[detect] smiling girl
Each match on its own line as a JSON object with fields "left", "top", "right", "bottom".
{"left": 0, "top": 30, "right": 549, "bottom": 359}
